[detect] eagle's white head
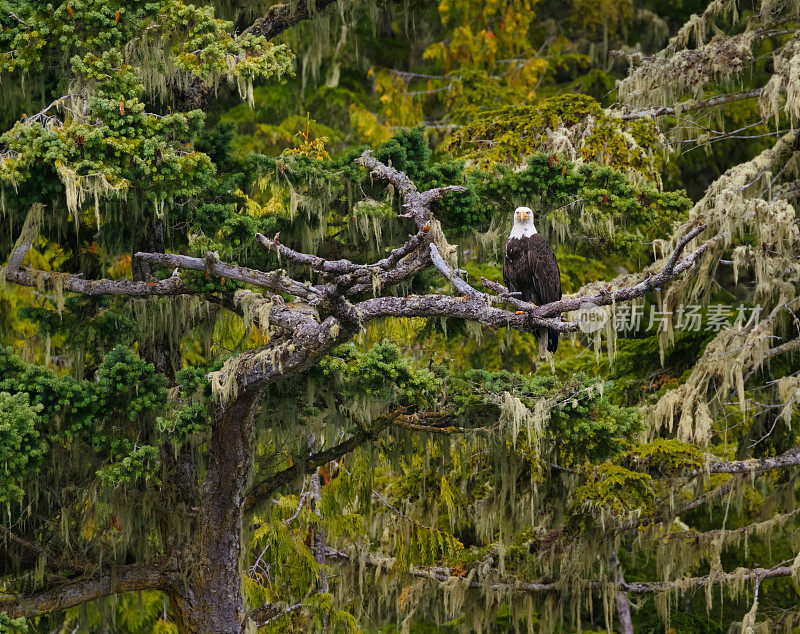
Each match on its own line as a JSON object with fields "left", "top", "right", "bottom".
{"left": 510, "top": 206, "right": 537, "bottom": 239}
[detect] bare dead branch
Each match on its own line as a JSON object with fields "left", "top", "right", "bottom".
{"left": 256, "top": 228, "right": 431, "bottom": 295}
{"left": 134, "top": 250, "right": 319, "bottom": 301}
{"left": 480, "top": 277, "right": 534, "bottom": 312}
{"left": 5, "top": 260, "right": 189, "bottom": 298}
{"left": 429, "top": 243, "right": 487, "bottom": 301}
{"left": 341, "top": 253, "right": 429, "bottom": 296}
{"left": 256, "top": 232, "right": 362, "bottom": 276}
{"left": 357, "top": 150, "right": 466, "bottom": 229}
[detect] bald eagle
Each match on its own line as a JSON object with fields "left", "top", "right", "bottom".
{"left": 503, "top": 206, "right": 562, "bottom": 357}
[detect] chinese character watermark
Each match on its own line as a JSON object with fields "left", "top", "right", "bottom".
{"left": 576, "top": 303, "right": 762, "bottom": 334}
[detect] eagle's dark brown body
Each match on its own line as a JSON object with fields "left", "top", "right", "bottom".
{"left": 503, "top": 233, "right": 562, "bottom": 353}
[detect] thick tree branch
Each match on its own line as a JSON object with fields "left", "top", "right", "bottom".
{"left": 4, "top": 266, "right": 189, "bottom": 298}
{"left": 0, "top": 562, "right": 171, "bottom": 618}
{"left": 355, "top": 294, "right": 571, "bottom": 332}
{"left": 134, "top": 250, "right": 319, "bottom": 302}
{"left": 242, "top": 0, "right": 339, "bottom": 39}
{"left": 2, "top": 209, "right": 190, "bottom": 298}
{"left": 209, "top": 314, "right": 356, "bottom": 400}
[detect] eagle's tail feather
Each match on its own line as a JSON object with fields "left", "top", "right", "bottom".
{"left": 547, "top": 328, "right": 559, "bottom": 353}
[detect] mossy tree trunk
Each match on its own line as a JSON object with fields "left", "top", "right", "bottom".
{"left": 168, "top": 394, "right": 257, "bottom": 633}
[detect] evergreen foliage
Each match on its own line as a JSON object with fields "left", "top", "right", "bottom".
{"left": 1, "top": 0, "right": 800, "bottom": 632}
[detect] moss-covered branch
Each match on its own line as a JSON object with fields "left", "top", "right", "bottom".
{"left": 133, "top": 250, "right": 320, "bottom": 302}
{"left": 0, "top": 562, "right": 171, "bottom": 619}
{"left": 326, "top": 547, "right": 795, "bottom": 595}
{"left": 243, "top": 0, "right": 340, "bottom": 40}
{"left": 0, "top": 526, "right": 89, "bottom": 574}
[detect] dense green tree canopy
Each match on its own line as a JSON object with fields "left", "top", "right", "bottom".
{"left": 1, "top": 0, "right": 800, "bottom": 632}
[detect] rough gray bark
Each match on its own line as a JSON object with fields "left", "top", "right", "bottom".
{"left": 243, "top": 0, "right": 340, "bottom": 40}
{"left": 0, "top": 563, "right": 172, "bottom": 618}
{"left": 167, "top": 394, "right": 258, "bottom": 633}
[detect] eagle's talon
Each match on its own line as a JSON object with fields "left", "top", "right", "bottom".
{"left": 515, "top": 310, "right": 524, "bottom": 315}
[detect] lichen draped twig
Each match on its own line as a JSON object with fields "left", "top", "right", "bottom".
{"left": 616, "top": 88, "right": 763, "bottom": 121}
{"left": 324, "top": 546, "right": 796, "bottom": 594}
{"left": 3, "top": 161, "right": 718, "bottom": 405}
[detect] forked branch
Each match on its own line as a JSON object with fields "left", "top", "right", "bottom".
{"left": 3, "top": 158, "right": 716, "bottom": 402}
